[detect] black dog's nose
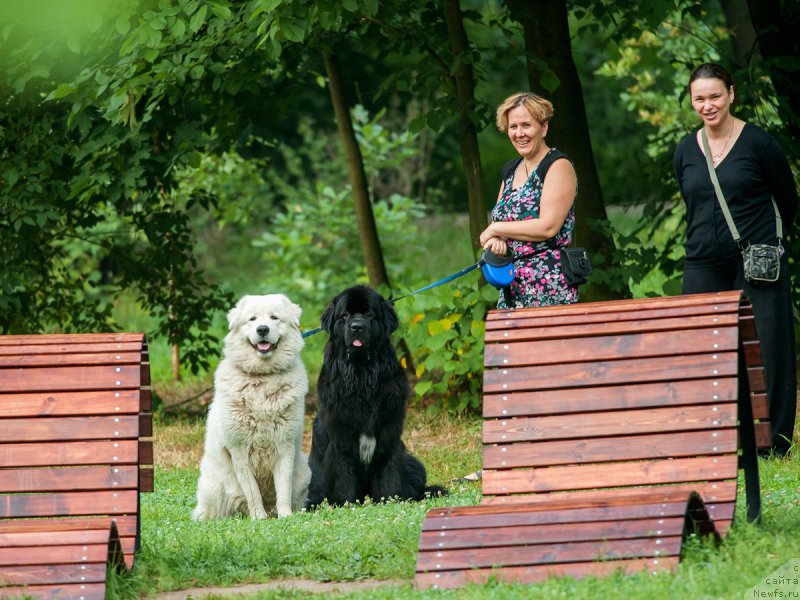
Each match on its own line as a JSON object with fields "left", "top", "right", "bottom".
{"left": 256, "top": 325, "right": 270, "bottom": 336}
{"left": 350, "top": 321, "right": 365, "bottom": 332}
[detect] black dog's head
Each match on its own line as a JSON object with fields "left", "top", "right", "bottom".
{"left": 320, "top": 285, "right": 399, "bottom": 357}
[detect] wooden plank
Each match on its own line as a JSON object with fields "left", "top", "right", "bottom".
{"left": 0, "top": 582, "right": 107, "bottom": 599}
{"left": 483, "top": 404, "right": 737, "bottom": 444}
{"left": 419, "top": 516, "right": 684, "bottom": 551}
{"left": 0, "top": 416, "right": 142, "bottom": 443}
{"left": 483, "top": 429, "right": 739, "bottom": 469}
{"left": 0, "top": 490, "right": 138, "bottom": 518}
{"left": 0, "top": 351, "right": 143, "bottom": 368}
{"left": 484, "top": 378, "right": 737, "bottom": 418}
{"left": 482, "top": 455, "right": 739, "bottom": 495}
{"left": 747, "top": 366, "right": 766, "bottom": 394}
{"left": 139, "top": 413, "right": 153, "bottom": 437}
{"left": 481, "top": 481, "right": 738, "bottom": 509}
{"left": 0, "top": 465, "right": 138, "bottom": 493}
{"left": 755, "top": 423, "right": 771, "bottom": 448}
{"left": 415, "top": 557, "right": 677, "bottom": 590}
{"left": 0, "top": 528, "right": 109, "bottom": 548}
{"left": 0, "top": 440, "right": 141, "bottom": 467}
{"left": 0, "top": 515, "right": 136, "bottom": 536}
{"left": 0, "top": 389, "right": 142, "bottom": 418}
{"left": 486, "top": 327, "right": 737, "bottom": 367}
{"left": 483, "top": 352, "right": 737, "bottom": 393}
{"left": 423, "top": 500, "right": 694, "bottom": 531}
{"left": 0, "top": 563, "right": 107, "bottom": 585}
{"left": 751, "top": 393, "right": 768, "bottom": 419}
{"left": 0, "top": 542, "right": 109, "bottom": 566}
{"left": 416, "top": 536, "right": 683, "bottom": 571}
{"left": 485, "top": 316, "right": 739, "bottom": 345}
{"left": 0, "top": 333, "right": 144, "bottom": 346}
{"left": 486, "top": 292, "right": 742, "bottom": 323}
{"left": 140, "top": 467, "right": 155, "bottom": 493}
{"left": 486, "top": 300, "right": 739, "bottom": 329}
{"left": 0, "top": 365, "right": 143, "bottom": 393}
{"left": 0, "top": 341, "right": 143, "bottom": 357}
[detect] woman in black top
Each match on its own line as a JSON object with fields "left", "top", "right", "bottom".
{"left": 674, "top": 63, "right": 798, "bottom": 456}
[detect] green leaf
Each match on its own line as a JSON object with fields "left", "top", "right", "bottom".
{"left": 171, "top": 18, "right": 186, "bottom": 38}
{"left": 415, "top": 380, "right": 433, "bottom": 396}
{"left": 4, "top": 170, "right": 19, "bottom": 187}
{"left": 189, "top": 4, "right": 207, "bottom": 32}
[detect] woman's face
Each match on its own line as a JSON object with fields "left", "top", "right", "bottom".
{"left": 690, "top": 77, "right": 734, "bottom": 127}
{"left": 507, "top": 105, "right": 548, "bottom": 159}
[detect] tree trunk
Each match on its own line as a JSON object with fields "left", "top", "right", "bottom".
{"left": 322, "top": 46, "right": 390, "bottom": 288}
{"left": 441, "top": 0, "right": 487, "bottom": 257}
{"left": 720, "top": 0, "right": 758, "bottom": 67}
{"left": 744, "top": 0, "right": 800, "bottom": 145}
{"left": 507, "top": 0, "right": 620, "bottom": 301}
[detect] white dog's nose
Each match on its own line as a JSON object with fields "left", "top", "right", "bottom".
{"left": 256, "top": 325, "right": 270, "bottom": 336}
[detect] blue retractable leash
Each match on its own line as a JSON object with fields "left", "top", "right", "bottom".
{"left": 301, "top": 249, "right": 514, "bottom": 339}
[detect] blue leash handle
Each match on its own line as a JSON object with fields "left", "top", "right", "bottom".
{"left": 301, "top": 260, "right": 483, "bottom": 339}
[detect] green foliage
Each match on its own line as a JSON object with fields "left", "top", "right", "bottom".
{"left": 396, "top": 277, "right": 495, "bottom": 413}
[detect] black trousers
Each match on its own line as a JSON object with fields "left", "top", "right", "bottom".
{"left": 683, "top": 255, "right": 797, "bottom": 455}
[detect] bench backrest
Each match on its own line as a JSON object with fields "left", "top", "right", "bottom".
{"left": 480, "top": 291, "right": 766, "bottom": 532}
{"left": 0, "top": 333, "right": 153, "bottom": 569}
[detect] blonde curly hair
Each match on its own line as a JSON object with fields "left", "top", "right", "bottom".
{"left": 495, "top": 92, "right": 554, "bottom": 132}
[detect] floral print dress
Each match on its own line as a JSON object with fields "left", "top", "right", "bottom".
{"left": 490, "top": 148, "right": 579, "bottom": 309}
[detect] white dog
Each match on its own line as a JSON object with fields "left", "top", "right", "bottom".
{"left": 192, "top": 294, "right": 310, "bottom": 519}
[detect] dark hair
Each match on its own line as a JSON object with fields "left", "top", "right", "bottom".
{"left": 689, "top": 63, "right": 734, "bottom": 90}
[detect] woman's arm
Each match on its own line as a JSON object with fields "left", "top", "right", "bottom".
{"left": 480, "top": 159, "right": 577, "bottom": 246}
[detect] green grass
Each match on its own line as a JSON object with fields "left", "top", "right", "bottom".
{"left": 110, "top": 410, "right": 800, "bottom": 600}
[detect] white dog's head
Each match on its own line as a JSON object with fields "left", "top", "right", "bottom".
{"left": 223, "top": 294, "right": 304, "bottom": 374}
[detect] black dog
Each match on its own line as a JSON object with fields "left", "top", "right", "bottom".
{"left": 306, "top": 285, "right": 446, "bottom": 508}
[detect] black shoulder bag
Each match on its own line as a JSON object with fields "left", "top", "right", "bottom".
{"left": 700, "top": 129, "right": 782, "bottom": 285}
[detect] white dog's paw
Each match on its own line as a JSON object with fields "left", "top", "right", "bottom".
{"left": 277, "top": 507, "right": 292, "bottom": 518}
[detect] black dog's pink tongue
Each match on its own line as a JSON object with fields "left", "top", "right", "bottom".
{"left": 258, "top": 342, "right": 272, "bottom": 352}
{"left": 352, "top": 340, "right": 363, "bottom": 347}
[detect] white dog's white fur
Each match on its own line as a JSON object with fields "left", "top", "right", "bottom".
{"left": 192, "top": 294, "right": 310, "bottom": 520}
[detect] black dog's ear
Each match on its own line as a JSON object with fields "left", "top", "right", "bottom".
{"left": 380, "top": 295, "right": 399, "bottom": 334}
{"left": 320, "top": 294, "right": 340, "bottom": 334}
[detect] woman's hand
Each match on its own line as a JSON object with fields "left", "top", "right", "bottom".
{"left": 479, "top": 223, "right": 497, "bottom": 246}
{"left": 482, "top": 236, "right": 507, "bottom": 256}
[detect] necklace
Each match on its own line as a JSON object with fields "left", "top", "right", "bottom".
{"left": 709, "top": 119, "right": 736, "bottom": 163}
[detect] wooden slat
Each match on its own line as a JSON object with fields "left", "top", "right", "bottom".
{"left": 0, "top": 389, "right": 143, "bottom": 418}
{"left": 0, "top": 542, "right": 109, "bottom": 566}
{"left": 486, "top": 327, "right": 737, "bottom": 367}
{"left": 0, "top": 490, "right": 138, "bottom": 518}
{"left": 419, "top": 516, "right": 684, "bottom": 551}
{"left": 483, "top": 353, "right": 737, "bottom": 393}
{"left": 0, "top": 516, "right": 138, "bottom": 540}
{"left": 0, "top": 364, "right": 144, "bottom": 393}
{"left": 0, "top": 333, "right": 144, "bottom": 346}
{"left": 415, "top": 557, "right": 678, "bottom": 589}
{"left": 0, "top": 341, "right": 144, "bottom": 357}
{"left": 140, "top": 466, "right": 155, "bottom": 493}
{"left": 483, "top": 455, "right": 738, "bottom": 495}
{"left": 0, "top": 465, "right": 138, "bottom": 493}
{"left": 755, "top": 423, "right": 771, "bottom": 448}
{"left": 486, "top": 292, "right": 741, "bottom": 323}
{"left": 417, "top": 536, "right": 683, "bottom": 572}
{"left": 483, "top": 429, "right": 738, "bottom": 469}
{"left": 485, "top": 315, "right": 739, "bottom": 344}
{"left": 0, "top": 582, "right": 107, "bottom": 599}
{"left": 0, "top": 440, "right": 141, "bottom": 467}
{"left": 483, "top": 404, "right": 737, "bottom": 444}
{"left": 484, "top": 378, "right": 736, "bottom": 418}
{"left": 0, "top": 416, "right": 142, "bottom": 443}
{"left": 0, "top": 351, "right": 144, "bottom": 368}
{"left": 0, "top": 563, "right": 107, "bottom": 585}
{"left": 0, "top": 528, "right": 109, "bottom": 548}
{"left": 480, "top": 481, "right": 738, "bottom": 509}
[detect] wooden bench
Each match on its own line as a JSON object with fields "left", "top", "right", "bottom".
{"left": 0, "top": 333, "right": 153, "bottom": 600}
{"left": 415, "top": 291, "right": 766, "bottom": 589}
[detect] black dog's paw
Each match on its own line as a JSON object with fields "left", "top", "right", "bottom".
{"left": 423, "top": 485, "right": 448, "bottom": 498}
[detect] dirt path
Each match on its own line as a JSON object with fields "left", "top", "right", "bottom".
{"left": 154, "top": 578, "right": 408, "bottom": 599}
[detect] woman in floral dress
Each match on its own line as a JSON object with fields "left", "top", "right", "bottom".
{"left": 479, "top": 92, "right": 579, "bottom": 308}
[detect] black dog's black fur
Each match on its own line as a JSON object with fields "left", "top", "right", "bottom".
{"left": 306, "top": 285, "right": 446, "bottom": 508}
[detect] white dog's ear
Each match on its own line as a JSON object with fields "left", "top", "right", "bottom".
{"left": 287, "top": 300, "right": 302, "bottom": 328}
{"left": 228, "top": 296, "right": 251, "bottom": 331}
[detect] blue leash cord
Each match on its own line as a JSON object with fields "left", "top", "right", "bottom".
{"left": 301, "top": 260, "right": 483, "bottom": 339}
